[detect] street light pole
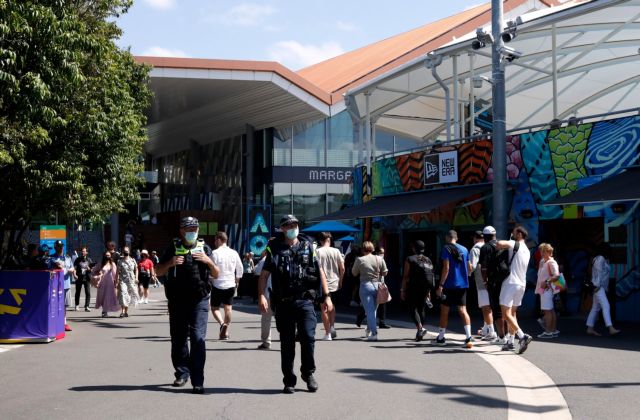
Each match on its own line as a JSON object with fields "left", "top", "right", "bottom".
{"left": 491, "top": 0, "right": 508, "bottom": 238}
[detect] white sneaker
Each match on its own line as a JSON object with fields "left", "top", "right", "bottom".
{"left": 492, "top": 336, "right": 507, "bottom": 345}
{"left": 143, "top": 299, "right": 148, "bottom": 304}
{"left": 477, "top": 325, "right": 488, "bottom": 336}
{"left": 482, "top": 332, "right": 498, "bottom": 341}
{"left": 321, "top": 333, "right": 332, "bottom": 341}
{"left": 75, "top": 306, "right": 80, "bottom": 311}
{"left": 367, "top": 334, "right": 378, "bottom": 341}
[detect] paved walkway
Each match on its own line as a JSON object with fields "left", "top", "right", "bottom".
{"left": 1, "top": 288, "right": 638, "bottom": 419}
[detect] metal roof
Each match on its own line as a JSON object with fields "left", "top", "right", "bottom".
{"left": 346, "top": 0, "right": 640, "bottom": 141}
{"left": 138, "top": 57, "right": 332, "bottom": 157}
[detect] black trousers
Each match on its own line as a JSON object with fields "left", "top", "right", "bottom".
{"left": 406, "top": 288, "right": 429, "bottom": 327}
{"left": 274, "top": 299, "right": 316, "bottom": 387}
{"left": 168, "top": 295, "right": 210, "bottom": 387}
{"left": 75, "top": 279, "right": 91, "bottom": 308}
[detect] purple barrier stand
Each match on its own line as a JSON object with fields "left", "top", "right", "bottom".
{"left": 0, "top": 270, "right": 65, "bottom": 343}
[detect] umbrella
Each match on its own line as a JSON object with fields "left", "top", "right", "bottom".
{"left": 301, "top": 220, "right": 359, "bottom": 233}
{"left": 337, "top": 235, "right": 355, "bottom": 241}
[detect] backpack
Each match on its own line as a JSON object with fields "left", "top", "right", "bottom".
{"left": 408, "top": 254, "right": 435, "bottom": 290}
{"left": 488, "top": 241, "right": 519, "bottom": 285}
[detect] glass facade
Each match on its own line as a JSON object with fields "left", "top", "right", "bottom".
{"left": 272, "top": 110, "right": 357, "bottom": 227}
{"left": 375, "top": 128, "right": 423, "bottom": 157}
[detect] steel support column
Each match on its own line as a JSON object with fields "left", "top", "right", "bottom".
{"left": 492, "top": 0, "right": 508, "bottom": 238}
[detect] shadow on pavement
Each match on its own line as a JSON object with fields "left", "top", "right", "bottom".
{"left": 338, "top": 368, "right": 560, "bottom": 413}
{"left": 69, "top": 384, "right": 282, "bottom": 395}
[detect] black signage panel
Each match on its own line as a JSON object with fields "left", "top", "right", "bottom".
{"left": 272, "top": 166, "right": 353, "bottom": 184}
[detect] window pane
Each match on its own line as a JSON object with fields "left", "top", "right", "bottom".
{"left": 328, "top": 111, "right": 358, "bottom": 167}
{"left": 273, "top": 127, "right": 291, "bottom": 166}
{"left": 375, "top": 129, "right": 394, "bottom": 158}
{"left": 292, "top": 183, "right": 326, "bottom": 225}
{"left": 327, "top": 183, "right": 353, "bottom": 214}
{"left": 293, "top": 120, "right": 325, "bottom": 166}
{"left": 273, "top": 182, "right": 292, "bottom": 227}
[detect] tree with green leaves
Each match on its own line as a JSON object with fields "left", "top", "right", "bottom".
{"left": 0, "top": 0, "right": 151, "bottom": 262}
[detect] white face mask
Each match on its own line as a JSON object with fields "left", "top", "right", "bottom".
{"left": 184, "top": 231, "right": 198, "bottom": 244}
{"left": 285, "top": 228, "right": 299, "bottom": 240}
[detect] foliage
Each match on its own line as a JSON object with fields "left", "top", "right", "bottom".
{"left": 0, "top": 0, "right": 151, "bottom": 235}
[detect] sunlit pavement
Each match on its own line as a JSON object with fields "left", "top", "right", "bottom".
{"left": 1, "top": 287, "right": 638, "bottom": 419}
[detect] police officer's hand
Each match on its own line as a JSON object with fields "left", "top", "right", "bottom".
{"left": 258, "top": 294, "right": 269, "bottom": 314}
{"left": 191, "top": 252, "right": 212, "bottom": 265}
{"left": 172, "top": 256, "right": 185, "bottom": 266}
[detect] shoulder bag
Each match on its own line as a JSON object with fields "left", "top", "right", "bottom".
{"left": 376, "top": 256, "right": 392, "bottom": 304}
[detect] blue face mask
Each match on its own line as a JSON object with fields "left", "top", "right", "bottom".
{"left": 184, "top": 231, "right": 198, "bottom": 244}
{"left": 285, "top": 228, "right": 299, "bottom": 240}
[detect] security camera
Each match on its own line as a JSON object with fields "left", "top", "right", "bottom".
{"left": 501, "top": 20, "right": 518, "bottom": 43}
{"left": 498, "top": 46, "right": 523, "bottom": 62}
{"left": 472, "top": 27, "right": 494, "bottom": 50}
{"left": 471, "top": 40, "right": 485, "bottom": 50}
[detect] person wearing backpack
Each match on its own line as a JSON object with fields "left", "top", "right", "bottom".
{"left": 496, "top": 225, "right": 532, "bottom": 354}
{"left": 586, "top": 243, "right": 621, "bottom": 336}
{"left": 401, "top": 240, "right": 435, "bottom": 342}
{"left": 435, "top": 230, "right": 474, "bottom": 348}
{"left": 470, "top": 230, "right": 497, "bottom": 341}
{"left": 479, "top": 226, "right": 507, "bottom": 344}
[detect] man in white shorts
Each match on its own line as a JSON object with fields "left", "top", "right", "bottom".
{"left": 496, "top": 225, "right": 532, "bottom": 354}
{"left": 209, "top": 231, "right": 243, "bottom": 340}
{"left": 470, "top": 231, "right": 496, "bottom": 341}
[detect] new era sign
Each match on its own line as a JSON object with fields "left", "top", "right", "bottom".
{"left": 424, "top": 151, "right": 458, "bottom": 185}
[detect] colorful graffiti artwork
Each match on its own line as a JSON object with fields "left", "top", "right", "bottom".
{"left": 365, "top": 115, "right": 640, "bottom": 313}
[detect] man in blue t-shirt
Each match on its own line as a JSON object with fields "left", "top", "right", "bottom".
{"left": 435, "top": 230, "right": 474, "bottom": 348}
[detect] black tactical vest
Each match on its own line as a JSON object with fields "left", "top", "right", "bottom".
{"left": 166, "top": 238, "right": 212, "bottom": 301}
{"left": 267, "top": 236, "right": 320, "bottom": 302}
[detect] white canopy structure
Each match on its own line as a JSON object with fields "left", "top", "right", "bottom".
{"left": 345, "top": 0, "right": 640, "bottom": 143}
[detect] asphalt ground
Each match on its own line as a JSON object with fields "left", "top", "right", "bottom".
{"left": 1, "top": 287, "right": 639, "bottom": 419}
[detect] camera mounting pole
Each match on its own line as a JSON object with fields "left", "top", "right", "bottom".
{"left": 492, "top": 0, "right": 508, "bottom": 239}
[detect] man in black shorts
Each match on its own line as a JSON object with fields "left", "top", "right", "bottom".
{"left": 479, "top": 226, "right": 507, "bottom": 344}
{"left": 435, "top": 230, "right": 474, "bottom": 348}
{"left": 209, "top": 232, "right": 243, "bottom": 340}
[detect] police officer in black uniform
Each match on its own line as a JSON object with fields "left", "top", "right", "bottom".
{"left": 155, "top": 216, "right": 219, "bottom": 394}
{"left": 258, "top": 214, "right": 332, "bottom": 394}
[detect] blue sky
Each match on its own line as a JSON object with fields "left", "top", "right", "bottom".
{"left": 117, "top": 0, "right": 485, "bottom": 70}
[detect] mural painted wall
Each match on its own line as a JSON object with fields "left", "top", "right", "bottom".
{"left": 366, "top": 115, "right": 640, "bottom": 320}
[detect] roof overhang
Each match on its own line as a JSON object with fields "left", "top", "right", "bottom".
{"left": 312, "top": 183, "right": 492, "bottom": 221}
{"left": 545, "top": 166, "right": 640, "bottom": 205}
{"left": 346, "top": 0, "right": 640, "bottom": 141}
{"left": 138, "top": 57, "right": 333, "bottom": 157}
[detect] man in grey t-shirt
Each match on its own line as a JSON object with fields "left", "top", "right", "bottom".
{"left": 316, "top": 232, "right": 345, "bottom": 340}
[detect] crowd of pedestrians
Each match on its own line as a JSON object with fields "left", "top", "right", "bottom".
{"left": 1, "top": 215, "right": 624, "bottom": 395}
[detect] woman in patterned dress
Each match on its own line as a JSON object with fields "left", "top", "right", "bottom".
{"left": 93, "top": 252, "right": 120, "bottom": 317}
{"left": 116, "top": 246, "right": 140, "bottom": 318}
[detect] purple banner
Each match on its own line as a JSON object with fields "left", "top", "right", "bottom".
{"left": 0, "top": 270, "right": 65, "bottom": 343}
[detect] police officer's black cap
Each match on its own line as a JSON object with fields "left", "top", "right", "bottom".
{"left": 180, "top": 216, "right": 199, "bottom": 228}
{"left": 54, "top": 240, "right": 64, "bottom": 247}
{"left": 279, "top": 214, "right": 299, "bottom": 227}
{"left": 413, "top": 240, "right": 425, "bottom": 251}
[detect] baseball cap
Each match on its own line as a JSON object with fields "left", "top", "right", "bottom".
{"left": 54, "top": 240, "right": 64, "bottom": 247}
{"left": 38, "top": 244, "right": 49, "bottom": 253}
{"left": 180, "top": 216, "right": 199, "bottom": 228}
{"left": 482, "top": 226, "right": 497, "bottom": 235}
{"left": 279, "top": 214, "right": 299, "bottom": 227}
{"left": 413, "top": 240, "right": 425, "bottom": 251}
